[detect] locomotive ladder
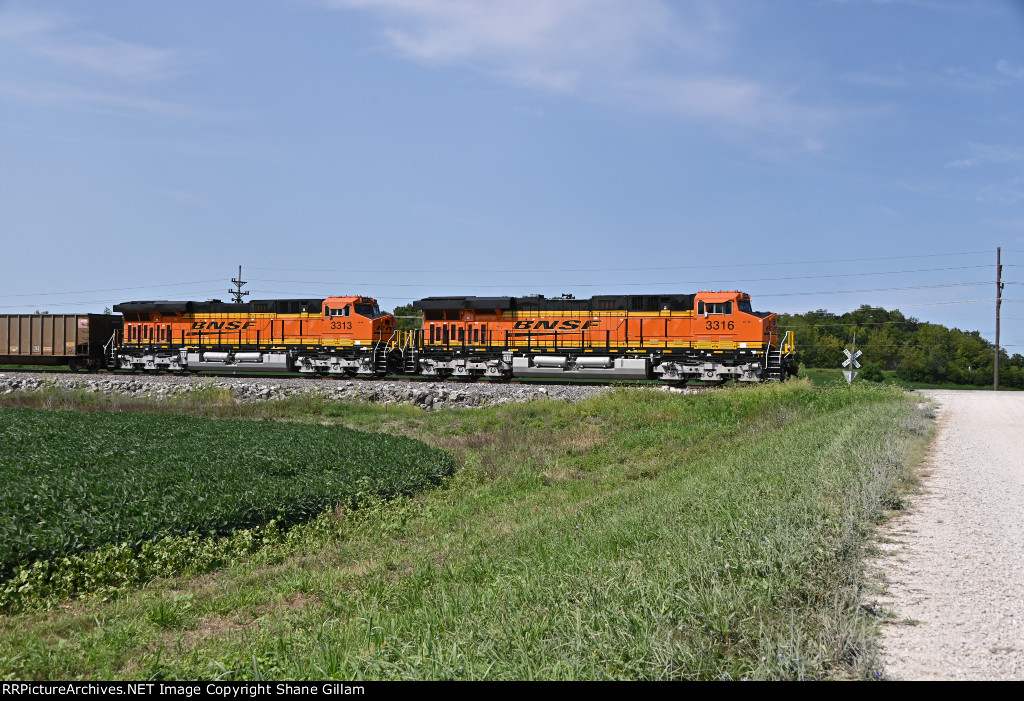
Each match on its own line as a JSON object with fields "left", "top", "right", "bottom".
{"left": 403, "top": 330, "right": 420, "bottom": 373}
{"left": 765, "top": 348, "right": 784, "bottom": 380}
{"left": 763, "top": 331, "right": 795, "bottom": 381}
{"left": 371, "top": 331, "right": 395, "bottom": 375}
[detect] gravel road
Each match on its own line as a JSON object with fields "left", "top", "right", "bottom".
{"left": 877, "top": 390, "right": 1024, "bottom": 680}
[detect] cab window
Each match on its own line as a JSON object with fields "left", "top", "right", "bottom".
{"left": 699, "top": 301, "right": 733, "bottom": 315}
{"left": 354, "top": 304, "right": 381, "bottom": 318}
{"left": 738, "top": 300, "right": 752, "bottom": 314}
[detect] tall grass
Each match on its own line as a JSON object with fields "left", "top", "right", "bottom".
{"left": 0, "top": 381, "right": 929, "bottom": 680}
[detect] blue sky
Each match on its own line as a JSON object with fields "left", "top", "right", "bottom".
{"left": 1, "top": 0, "right": 1022, "bottom": 355}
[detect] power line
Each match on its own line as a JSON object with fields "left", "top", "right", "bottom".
{"left": 248, "top": 249, "right": 996, "bottom": 275}
{"left": 760, "top": 282, "right": 993, "bottom": 297}
{"left": 244, "top": 264, "right": 993, "bottom": 286}
{"left": 248, "top": 279, "right": 994, "bottom": 292}
{"left": 0, "top": 290, "right": 227, "bottom": 310}
{"left": 0, "top": 279, "right": 225, "bottom": 299}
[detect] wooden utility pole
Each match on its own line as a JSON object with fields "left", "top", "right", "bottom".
{"left": 995, "top": 247, "right": 1002, "bottom": 391}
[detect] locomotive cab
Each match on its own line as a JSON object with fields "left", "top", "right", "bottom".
{"left": 321, "top": 296, "right": 395, "bottom": 343}
{"left": 692, "top": 291, "right": 767, "bottom": 340}
{"left": 683, "top": 291, "right": 794, "bottom": 381}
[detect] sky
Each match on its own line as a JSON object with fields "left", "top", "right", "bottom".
{"left": 1, "top": 0, "right": 1022, "bottom": 356}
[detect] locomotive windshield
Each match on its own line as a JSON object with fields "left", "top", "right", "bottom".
{"left": 738, "top": 299, "right": 752, "bottom": 314}
{"left": 355, "top": 303, "right": 382, "bottom": 318}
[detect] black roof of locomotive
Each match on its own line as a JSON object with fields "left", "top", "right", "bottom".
{"left": 413, "top": 294, "right": 696, "bottom": 313}
{"left": 114, "top": 299, "right": 325, "bottom": 314}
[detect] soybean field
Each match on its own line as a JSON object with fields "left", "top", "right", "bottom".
{"left": 0, "top": 408, "right": 453, "bottom": 581}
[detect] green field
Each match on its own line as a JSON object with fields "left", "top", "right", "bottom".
{"left": 0, "top": 409, "right": 452, "bottom": 583}
{"left": 0, "top": 381, "right": 930, "bottom": 680}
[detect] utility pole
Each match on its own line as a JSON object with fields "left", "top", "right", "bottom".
{"left": 995, "top": 248, "right": 1003, "bottom": 391}
{"left": 229, "top": 265, "right": 249, "bottom": 304}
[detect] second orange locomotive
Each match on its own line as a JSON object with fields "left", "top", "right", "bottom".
{"left": 409, "top": 290, "right": 794, "bottom": 384}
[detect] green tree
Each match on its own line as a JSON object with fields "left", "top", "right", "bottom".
{"left": 390, "top": 303, "right": 421, "bottom": 332}
{"left": 860, "top": 324, "right": 902, "bottom": 370}
{"left": 860, "top": 363, "right": 885, "bottom": 382}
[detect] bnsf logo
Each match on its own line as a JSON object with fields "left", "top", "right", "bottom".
{"left": 191, "top": 321, "right": 255, "bottom": 330}
{"left": 513, "top": 319, "right": 601, "bottom": 330}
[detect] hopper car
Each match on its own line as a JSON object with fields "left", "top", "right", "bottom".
{"left": 0, "top": 313, "right": 121, "bottom": 372}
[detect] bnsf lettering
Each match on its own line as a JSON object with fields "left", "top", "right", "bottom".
{"left": 512, "top": 319, "right": 600, "bottom": 330}
{"left": 191, "top": 321, "right": 255, "bottom": 330}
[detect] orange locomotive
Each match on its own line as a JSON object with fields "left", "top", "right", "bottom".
{"left": 113, "top": 296, "right": 395, "bottom": 375}
{"left": 407, "top": 290, "right": 795, "bottom": 384}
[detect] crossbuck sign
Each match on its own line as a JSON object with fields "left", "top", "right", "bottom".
{"left": 842, "top": 343, "right": 862, "bottom": 385}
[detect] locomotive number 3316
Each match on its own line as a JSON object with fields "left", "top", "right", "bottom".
{"left": 706, "top": 320, "right": 735, "bottom": 331}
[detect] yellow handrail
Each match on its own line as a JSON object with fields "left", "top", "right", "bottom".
{"left": 781, "top": 330, "right": 795, "bottom": 355}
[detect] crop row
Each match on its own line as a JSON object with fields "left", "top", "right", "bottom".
{"left": 0, "top": 408, "right": 453, "bottom": 580}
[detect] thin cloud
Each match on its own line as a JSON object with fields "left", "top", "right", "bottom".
{"left": 0, "top": 79, "right": 214, "bottom": 120}
{"left": 0, "top": 8, "right": 183, "bottom": 82}
{"left": 512, "top": 105, "right": 545, "bottom": 118}
{"left": 320, "top": 0, "right": 826, "bottom": 140}
{"left": 945, "top": 158, "right": 980, "bottom": 169}
{"left": 996, "top": 60, "right": 1024, "bottom": 80}
{"left": 328, "top": 0, "right": 724, "bottom": 74}
{"left": 618, "top": 74, "right": 828, "bottom": 135}
{"left": 940, "top": 65, "right": 1004, "bottom": 91}
{"left": 977, "top": 177, "right": 1024, "bottom": 205}
{"left": 990, "top": 217, "right": 1024, "bottom": 231}
{"left": 840, "top": 70, "right": 908, "bottom": 88}
{"left": 946, "top": 142, "right": 1024, "bottom": 169}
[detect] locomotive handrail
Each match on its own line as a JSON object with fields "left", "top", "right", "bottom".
{"left": 780, "top": 330, "right": 795, "bottom": 355}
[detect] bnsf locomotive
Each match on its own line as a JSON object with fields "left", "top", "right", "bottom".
{"left": 110, "top": 290, "right": 795, "bottom": 385}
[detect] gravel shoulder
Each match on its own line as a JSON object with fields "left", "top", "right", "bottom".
{"left": 876, "top": 390, "right": 1024, "bottom": 680}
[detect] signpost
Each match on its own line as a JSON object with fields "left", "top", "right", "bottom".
{"left": 843, "top": 333, "right": 862, "bottom": 385}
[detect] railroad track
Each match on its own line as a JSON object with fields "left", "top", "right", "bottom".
{"left": 0, "top": 367, "right": 692, "bottom": 389}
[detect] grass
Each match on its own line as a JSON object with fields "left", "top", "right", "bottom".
{"left": 0, "top": 380, "right": 931, "bottom": 680}
{"left": 798, "top": 366, "right": 1014, "bottom": 391}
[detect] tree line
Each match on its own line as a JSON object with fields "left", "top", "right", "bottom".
{"left": 778, "top": 305, "right": 1024, "bottom": 388}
